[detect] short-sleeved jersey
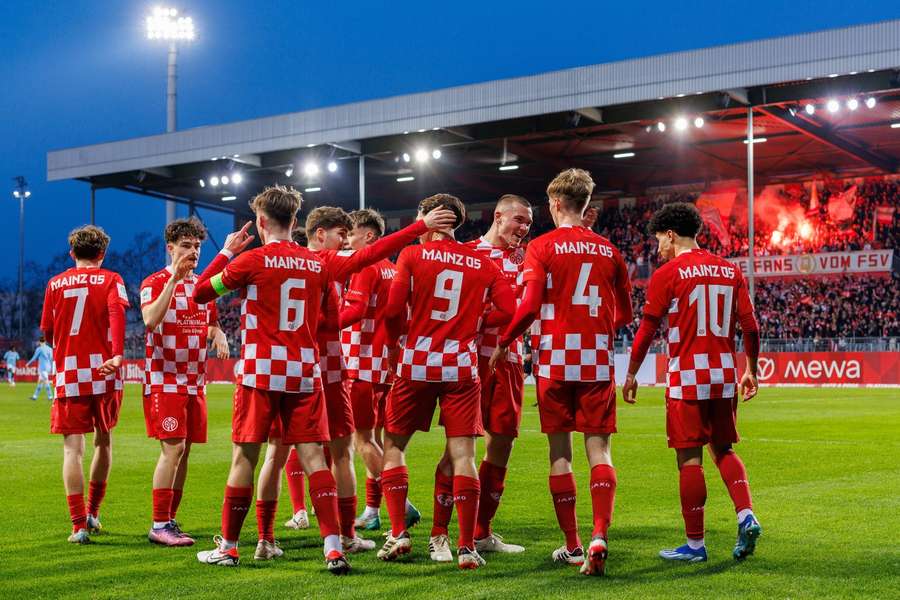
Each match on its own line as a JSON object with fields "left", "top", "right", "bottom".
{"left": 394, "top": 239, "right": 507, "bottom": 382}
{"left": 3, "top": 350, "right": 19, "bottom": 367}
{"left": 312, "top": 249, "right": 362, "bottom": 384}
{"left": 643, "top": 248, "right": 753, "bottom": 400}
{"left": 523, "top": 225, "right": 629, "bottom": 382}
{"left": 465, "top": 237, "right": 526, "bottom": 364}
{"left": 29, "top": 344, "right": 54, "bottom": 372}
{"left": 219, "top": 241, "right": 329, "bottom": 393}
{"left": 140, "top": 268, "right": 219, "bottom": 396}
{"left": 340, "top": 259, "right": 396, "bottom": 383}
{"left": 40, "top": 267, "right": 130, "bottom": 398}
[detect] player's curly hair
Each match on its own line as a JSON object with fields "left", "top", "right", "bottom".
{"left": 349, "top": 208, "right": 386, "bottom": 238}
{"left": 164, "top": 216, "right": 207, "bottom": 244}
{"left": 250, "top": 185, "right": 302, "bottom": 229}
{"left": 647, "top": 202, "right": 703, "bottom": 237}
{"left": 547, "top": 168, "right": 594, "bottom": 214}
{"left": 68, "top": 225, "right": 110, "bottom": 260}
{"left": 305, "top": 207, "right": 353, "bottom": 239}
{"left": 419, "top": 194, "right": 466, "bottom": 230}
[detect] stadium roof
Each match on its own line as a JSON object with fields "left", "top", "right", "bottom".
{"left": 47, "top": 20, "right": 900, "bottom": 217}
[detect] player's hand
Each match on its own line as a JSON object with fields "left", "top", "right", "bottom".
{"left": 213, "top": 330, "right": 230, "bottom": 358}
{"left": 224, "top": 221, "right": 255, "bottom": 255}
{"left": 622, "top": 373, "right": 638, "bottom": 404}
{"left": 739, "top": 369, "right": 758, "bottom": 401}
{"left": 422, "top": 208, "right": 457, "bottom": 231}
{"left": 98, "top": 355, "right": 123, "bottom": 376}
{"left": 582, "top": 206, "right": 598, "bottom": 229}
{"left": 488, "top": 345, "right": 509, "bottom": 373}
{"left": 172, "top": 252, "right": 196, "bottom": 281}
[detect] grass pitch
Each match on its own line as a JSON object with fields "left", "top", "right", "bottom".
{"left": 0, "top": 383, "right": 897, "bottom": 599}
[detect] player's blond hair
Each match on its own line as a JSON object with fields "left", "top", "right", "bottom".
{"left": 68, "top": 225, "right": 110, "bottom": 260}
{"left": 546, "top": 168, "right": 595, "bottom": 214}
{"left": 305, "top": 207, "right": 353, "bottom": 238}
{"left": 419, "top": 194, "right": 466, "bottom": 230}
{"left": 164, "top": 216, "right": 207, "bottom": 244}
{"left": 249, "top": 185, "right": 302, "bottom": 229}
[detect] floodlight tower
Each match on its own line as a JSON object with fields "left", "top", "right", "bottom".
{"left": 146, "top": 6, "right": 195, "bottom": 222}
{"left": 12, "top": 176, "right": 30, "bottom": 340}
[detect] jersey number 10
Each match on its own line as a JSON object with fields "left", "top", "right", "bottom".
{"left": 688, "top": 283, "right": 734, "bottom": 337}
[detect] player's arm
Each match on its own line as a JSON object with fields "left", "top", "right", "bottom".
{"left": 99, "top": 275, "right": 129, "bottom": 376}
{"left": 490, "top": 243, "right": 546, "bottom": 369}
{"left": 195, "top": 222, "right": 255, "bottom": 287}
{"left": 484, "top": 273, "right": 517, "bottom": 328}
{"left": 613, "top": 252, "right": 634, "bottom": 330}
{"left": 39, "top": 285, "right": 54, "bottom": 346}
{"left": 623, "top": 269, "right": 671, "bottom": 404}
{"left": 194, "top": 251, "right": 254, "bottom": 304}
{"left": 736, "top": 273, "right": 760, "bottom": 401}
{"left": 328, "top": 208, "right": 457, "bottom": 281}
{"left": 206, "top": 302, "right": 229, "bottom": 358}
{"left": 319, "top": 282, "right": 342, "bottom": 333}
{"left": 26, "top": 347, "right": 39, "bottom": 366}
{"left": 339, "top": 268, "right": 376, "bottom": 329}
{"left": 142, "top": 254, "right": 194, "bottom": 330}
{"left": 383, "top": 249, "right": 413, "bottom": 347}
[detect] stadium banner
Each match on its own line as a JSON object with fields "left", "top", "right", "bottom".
{"left": 727, "top": 250, "right": 895, "bottom": 278}
{"left": 653, "top": 352, "right": 900, "bottom": 387}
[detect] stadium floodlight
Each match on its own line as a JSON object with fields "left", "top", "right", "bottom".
{"left": 327, "top": 161, "right": 338, "bottom": 173}
{"left": 865, "top": 97, "right": 877, "bottom": 109}
{"left": 231, "top": 173, "right": 243, "bottom": 184}
{"left": 401, "top": 153, "right": 411, "bottom": 163}
{"left": 397, "top": 176, "right": 415, "bottom": 182}
{"left": 613, "top": 152, "right": 635, "bottom": 159}
{"left": 284, "top": 167, "right": 294, "bottom": 177}
{"left": 198, "top": 179, "right": 205, "bottom": 188}
{"left": 674, "top": 117, "right": 688, "bottom": 131}
{"left": 805, "top": 103, "right": 816, "bottom": 115}
{"left": 826, "top": 99, "right": 840, "bottom": 113}
{"left": 694, "top": 117, "right": 705, "bottom": 128}
{"left": 743, "top": 137, "right": 767, "bottom": 144}
{"left": 891, "top": 123, "right": 900, "bottom": 129}
{"left": 304, "top": 187, "right": 321, "bottom": 192}
{"left": 209, "top": 176, "right": 220, "bottom": 186}
{"left": 431, "top": 149, "right": 442, "bottom": 160}
{"left": 846, "top": 98, "right": 859, "bottom": 111}
{"left": 498, "top": 164, "right": 519, "bottom": 171}
{"left": 303, "top": 162, "right": 319, "bottom": 177}
{"left": 222, "top": 195, "right": 237, "bottom": 201}
{"left": 414, "top": 149, "right": 429, "bottom": 163}
{"left": 220, "top": 175, "right": 230, "bottom": 185}
{"left": 656, "top": 122, "right": 666, "bottom": 132}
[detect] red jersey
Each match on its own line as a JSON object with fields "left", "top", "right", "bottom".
{"left": 523, "top": 225, "right": 631, "bottom": 382}
{"left": 340, "top": 258, "right": 396, "bottom": 384}
{"left": 140, "top": 268, "right": 219, "bottom": 396}
{"left": 643, "top": 248, "right": 753, "bottom": 400}
{"left": 217, "top": 241, "right": 329, "bottom": 394}
{"left": 40, "top": 267, "right": 130, "bottom": 398}
{"left": 391, "top": 238, "right": 511, "bottom": 382}
{"left": 465, "top": 237, "right": 526, "bottom": 364}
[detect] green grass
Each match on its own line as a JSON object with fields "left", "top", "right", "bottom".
{"left": 0, "top": 384, "right": 897, "bottom": 599}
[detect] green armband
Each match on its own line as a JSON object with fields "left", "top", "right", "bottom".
{"left": 211, "top": 273, "right": 231, "bottom": 296}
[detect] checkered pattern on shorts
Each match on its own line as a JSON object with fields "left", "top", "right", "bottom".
{"left": 533, "top": 332, "right": 612, "bottom": 382}
{"left": 666, "top": 352, "right": 738, "bottom": 400}
{"left": 396, "top": 336, "right": 478, "bottom": 382}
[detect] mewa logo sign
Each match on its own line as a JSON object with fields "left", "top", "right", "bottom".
{"left": 750, "top": 352, "right": 897, "bottom": 385}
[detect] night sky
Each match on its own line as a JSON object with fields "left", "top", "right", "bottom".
{"left": 2, "top": 0, "right": 897, "bottom": 279}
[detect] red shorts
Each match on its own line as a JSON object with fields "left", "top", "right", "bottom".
{"left": 349, "top": 379, "right": 389, "bottom": 431}
{"left": 234, "top": 385, "right": 328, "bottom": 445}
{"left": 325, "top": 380, "right": 355, "bottom": 440}
{"left": 51, "top": 391, "right": 122, "bottom": 435}
{"left": 536, "top": 377, "right": 616, "bottom": 434}
{"left": 478, "top": 357, "right": 524, "bottom": 437}
{"left": 385, "top": 376, "right": 483, "bottom": 438}
{"left": 666, "top": 396, "right": 739, "bottom": 449}
{"left": 143, "top": 391, "right": 208, "bottom": 443}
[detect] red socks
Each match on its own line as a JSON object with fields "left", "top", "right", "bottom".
{"left": 474, "top": 461, "right": 506, "bottom": 541}
{"left": 679, "top": 465, "right": 707, "bottom": 539}
{"left": 589, "top": 464, "right": 617, "bottom": 539}
{"left": 365, "top": 476, "right": 382, "bottom": 509}
{"left": 431, "top": 467, "right": 454, "bottom": 537}
{"left": 308, "top": 469, "right": 340, "bottom": 538}
{"left": 87, "top": 480, "right": 106, "bottom": 518}
{"left": 67, "top": 493, "right": 87, "bottom": 533}
{"left": 221, "top": 485, "right": 253, "bottom": 542}
{"left": 338, "top": 496, "right": 357, "bottom": 539}
{"left": 382, "top": 466, "right": 409, "bottom": 537}
{"left": 549, "top": 473, "right": 581, "bottom": 551}
{"left": 256, "top": 499, "right": 277, "bottom": 543}
{"left": 152, "top": 488, "right": 174, "bottom": 523}
{"left": 453, "top": 475, "right": 480, "bottom": 550}
{"left": 285, "top": 448, "right": 307, "bottom": 512}
{"left": 171, "top": 488, "right": 183, "bottom": 520}
{"left": 715, "top": 450, "right": 753, "bottom": 513}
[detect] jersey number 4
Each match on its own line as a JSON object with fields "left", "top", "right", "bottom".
{"left": 572, "top": 263, "right": 602, "bottom": 317}
{"left": 688, "top": 283, "right": 734, "bottom": 337}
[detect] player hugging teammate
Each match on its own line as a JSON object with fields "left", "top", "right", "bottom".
{"left": 39, "top": 170, "right": 762, "bottom": 576}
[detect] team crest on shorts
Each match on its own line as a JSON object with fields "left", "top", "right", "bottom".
{"left": 162, "top": 416, "right": 179, "bottom": 432}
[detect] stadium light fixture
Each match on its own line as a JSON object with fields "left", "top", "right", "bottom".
{"left": 231, "top": 173, "right": 243, "bottom": 184}
{"left": 397, "top": 176, "right": 415, "bottom": 182}
{"left": 805, "top": 103, "right": 816, "bottom": 115}
{"left": 694, "top": 117, "right": 705, "bottom": 128}
{"left": 198, "top": 179, "right": 205, "bottom": 188}
{"left": 414, "top": 149, "right": 429, "bottom": 163}
{"left": 674, "top": 117, "right": 688, "bottom": 131}
{"left": 846, "top": 98, "right": 859, "bottom": 111}
{"left": 743, "top": 137, "right": 767, "bottom": 144}
{"left": 209, "top": 176, "right": 220, "bottom": 186}
{"left": 220, "top": 175, "right": 230, "bottom": 185}
{"left": 656, "top": 122, "right": 666, "bottom": 132}
{"left": 303, "top": 162, "right": 319, "bottom": 177}
{"left": 401, "top": 153, "right": 411, "bottom": 163}
{"left": 431, "top": 149, "right": 442, "bottom": 160}
{"left": 826, "top": 99, "right": 840, "bottom": 113}
{"left": 146, "top": 7, "right": 195, "bottom": 40}
{"left": 891, "top": 123, "right": 900, "bottom": 129}
{"left": 327, "top": 161, "right": 338, "bottom": 173}
{"left": 865, "top": 97, "right": 877, "bottom": 109}
{"left": 284, "top": 166, "right": 294, "bottom": 177}
{"left": 498, "top": 164, "right": 519, "bottom": 171}
{"left": 613, "top": 152, "right": 635, "bottom": 159}
{"left": 222, "top": 195, "right": 237, "bottom": 201}
{"left": 304, "top": 187, "right": 321, "bottom": 192}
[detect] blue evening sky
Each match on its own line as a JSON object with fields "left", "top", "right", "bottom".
{"left": 1, "top": 1, "right": 897, "bottom": 279}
